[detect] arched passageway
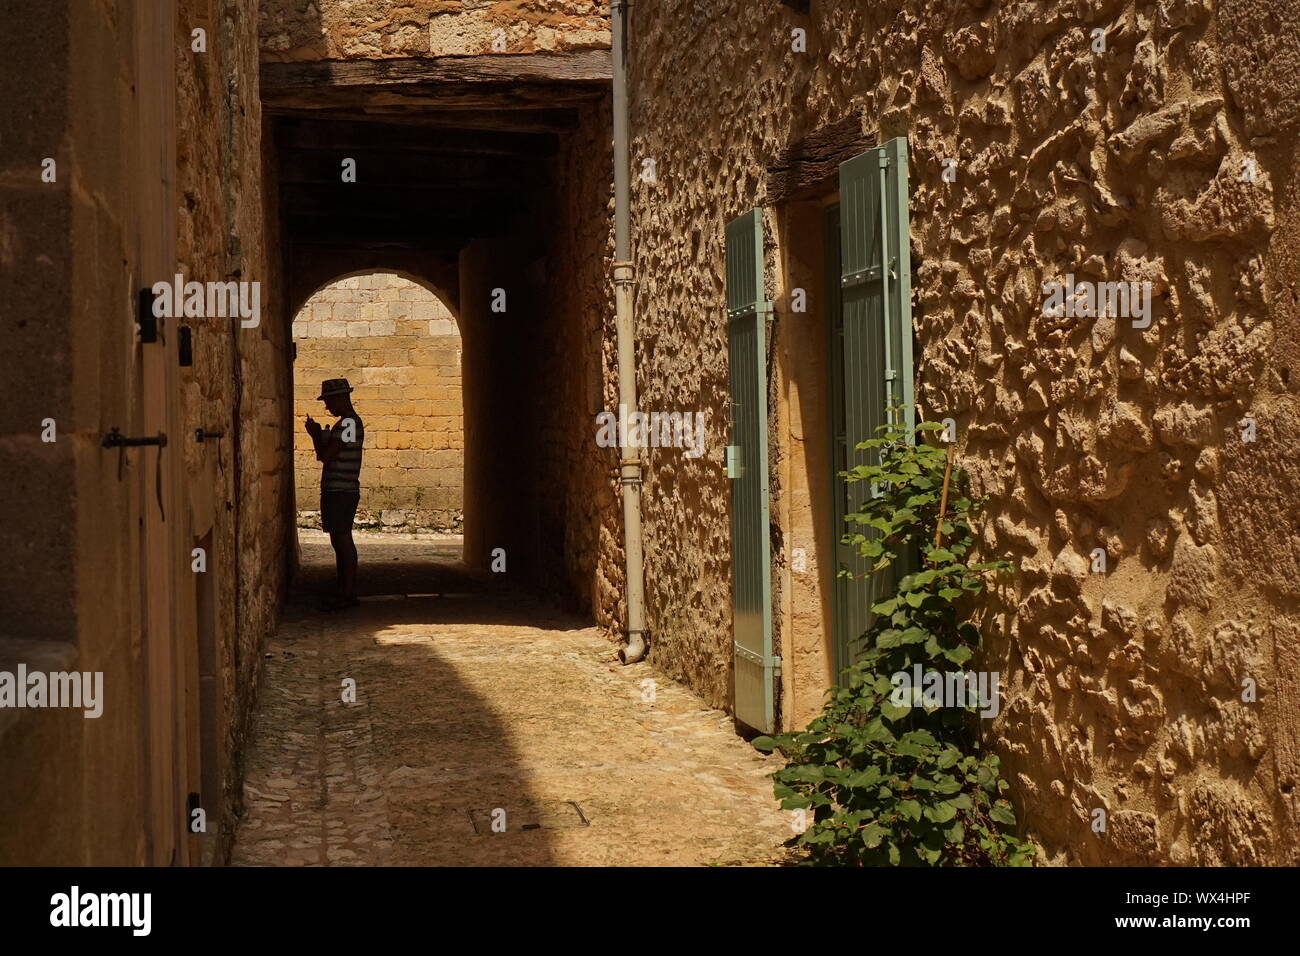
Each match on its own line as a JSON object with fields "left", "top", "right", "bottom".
{"left": 226, "top": 44, "right": 790, "bottom": 870}
{"left": 292, "top": 271, "right": 465, "bottom": 539}
{"left": 270, "top": 103, "right": 618, "bottom": 605}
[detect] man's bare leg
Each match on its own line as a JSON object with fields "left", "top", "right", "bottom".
{"left": 330, "top": 528, "right": 358, "bottom": 602}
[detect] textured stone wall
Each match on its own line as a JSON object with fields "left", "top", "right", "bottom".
{"left": 260, "top": 0, "right": 610, "bottom": 61}
{"left": 628, "top": 0, "right": 1300, "bottom": 865}
{"left": 0, "top": 0, "right": 284, "bottom": 864}
{"left": 0, "top": 0, "right": 146, "bottom": 867}
{"left": 536, "top": 97, "right": 621, "bottom": 619}
{"left": 177, "top": 0, "right": 291, "bottom": 865}
{"left": 292, "top": 272, "right": 464, "bottom": 531}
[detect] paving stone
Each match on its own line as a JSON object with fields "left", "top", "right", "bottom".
{"left": 230, "top": 531, "right": 788, "bottom": 866}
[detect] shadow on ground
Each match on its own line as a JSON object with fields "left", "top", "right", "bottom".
{"left": 231, "top": 531, "right": 787, "bottom": 866}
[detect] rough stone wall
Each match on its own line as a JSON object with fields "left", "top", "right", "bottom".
{"left": 0, "top": 0, "right": 147, "bottom": 866}
{"left": 259, "top": 0, "right": 610, "bottom": 61}
{"left": 177, "top": 0, "right": 291, "bottom": 863}
{"left": 537, "top": 97, "right": 622, "bottom": 620}
{"left": 0, "top": 0, "right": 283, "bottom": 864}
{"left": 629, "top": 0, "right": 1300, "bottom": 865}
{"left": 292, "top": 272, "right": 464, "bottom": 531}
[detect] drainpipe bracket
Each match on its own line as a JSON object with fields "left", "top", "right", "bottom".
{"left": 619, "top": 458, "right": 643, "bottom": 486}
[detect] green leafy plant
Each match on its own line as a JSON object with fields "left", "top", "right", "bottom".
{"left": 755, "top": 419, "right": 1035, "bottom": 866}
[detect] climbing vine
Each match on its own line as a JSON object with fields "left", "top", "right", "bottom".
{"left": 755, "top": 420, "right": 1036, "bottom": 866}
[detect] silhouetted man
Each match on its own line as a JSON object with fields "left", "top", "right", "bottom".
{"left": 305, "top": 378, "right": 364, "bottom": 610}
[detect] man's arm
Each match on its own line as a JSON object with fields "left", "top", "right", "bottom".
{"left": 317, "top": 427, "right": 344, "bottom": 465}
{"left": 305, "top": 415, "right": 326, "bottom": 456}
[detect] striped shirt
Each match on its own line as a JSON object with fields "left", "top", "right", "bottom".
{"left": 321, "top": 415, "right": 364, "bottom": 493}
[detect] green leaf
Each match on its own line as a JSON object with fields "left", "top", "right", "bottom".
{"left": 944, "top": 644, "right": 974, "bottom": 665}
{"left": 847, "top": 767, "right": 882, "bottom": 788}
{"left": 875, "top": 628, "right": 904, "bottom": 649}
{"left": 900, "top": 627, "right": 929, "bottom": 645}
{"left": 900, "top": 729, "right": 938, "bottom": 748}
{"left": 880, "top": 698, "right": 912, "bottom": 721}
{"left": 925, "top": 801, "right": 957, "bottom": 824}
{"left": 760, "top": 418, "right": 1036, "bottom": 867}
{"left": 934, "top": 776, "right": 962, "bottom": 795}
{"left": 861, "top": 822, "right": 887, "bottom": 848}
{"left": 989, "top": 803, "right": 1017, "bottom": 827}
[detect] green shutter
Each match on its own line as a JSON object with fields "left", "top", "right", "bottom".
{"left": 726, "top": 208, "right": 777, "bottom": 733}
{"left": 833, "top": 137, "right": 914, "bottom": 675}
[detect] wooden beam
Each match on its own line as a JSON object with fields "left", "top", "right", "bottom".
{"left": 281, "top": 183, "right": 531, "bottom": 216}
{"left": 274, "top": 118, "right": 559, "bottom": 157}
{"left": 266, "top": 85, "right": 603, "bottom": 113}
{"left": 284, "top": 214, "right": 522, "bottom": 245}
{"left": 764, "top": 115, "right": 869, "bottom": 205}
{"left": 288, "top": 235, "right": 466, "bottom": 254}
{"left": 268, "top": 107, "right": 582, "bottom": 135}
{"left": 285, "top": 216, "right": 475, "bottom": 244}
{"left": 262, "top": 51, "right": 613, "bottom": 94}
{"left": 277, "top": 149, "right": 550, "bottom": 187}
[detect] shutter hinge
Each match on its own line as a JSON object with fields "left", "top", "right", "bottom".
{"left": 734, "top": 643, "right": 781, "bottom": 673}
{"left": 841, "top": 265, "right": 882, "bottom": 288}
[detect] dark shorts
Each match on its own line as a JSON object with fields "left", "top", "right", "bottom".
{"left": 321, "top": 491, "right": 360, "bottom": 535}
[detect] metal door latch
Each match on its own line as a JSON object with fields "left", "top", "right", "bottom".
{"left": 194, "top": 429, "right": 224, "bottom": 443}
{"left": 101, "top": 428, "right": 167, "bottom": 449}
{"left": 101, "top": 428, "right": 167, "bottom": 480}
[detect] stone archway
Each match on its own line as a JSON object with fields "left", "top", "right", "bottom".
{"left": 291, "top": 270, "right": 464, "bottom": 537}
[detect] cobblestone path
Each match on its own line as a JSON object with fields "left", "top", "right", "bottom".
{"left": 230, "top": 531, "right": 789, "bottom": 866}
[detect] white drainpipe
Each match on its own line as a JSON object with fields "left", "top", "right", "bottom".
{"left": 612, "top": 0, "right": 647, "bottom": 664}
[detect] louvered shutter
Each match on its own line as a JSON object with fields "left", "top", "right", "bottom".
{"left": 725, "top": 208, "right": 777, "bottom": 733}
{"left": 834, "top": 137, "right": 914, "bottom": 674}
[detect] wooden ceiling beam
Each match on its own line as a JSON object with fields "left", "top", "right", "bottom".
{"left": 262, "top": 51, "right": 613, "bottom": 95}
{"left": 269, "top": 107, "right": 581, "bottom": 135}
{"left": 283, "top": 214, "right": 520, "bottom": 245}
{"left": 277, "top": 149, "right": 549, "bottom": 187}
{"left": 266, "top": 86, "right": 603, "bottom": 112}
{"left": 281, "top": 184, "right": 531, "bottom": 218}
{"left": 288, "top": 235, "right": 466, "bottom": 254}
{"left": 274, "top": 118, "right": 560, "bottom": 156}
